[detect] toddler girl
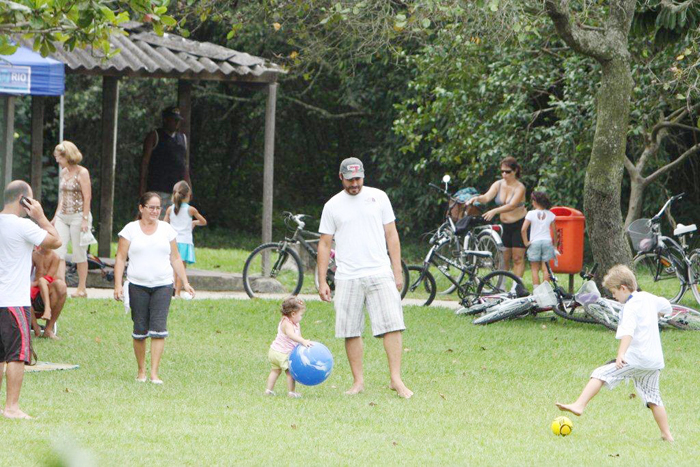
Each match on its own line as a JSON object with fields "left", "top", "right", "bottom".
{"left": 164, "top": 181, "right": 207, "bottom": 297}
{"left": 265, "top": 296, "right": 312, "bottom": 398}
{"left": 521, "top": 191, "right": 558, "bottom": 286}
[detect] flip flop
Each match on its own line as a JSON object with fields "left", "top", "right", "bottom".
{"left": 135, "top": 377, "right": 147, "bottom": 383}
{"left": 150, "top": 378, "right": 163, "bottom": 385}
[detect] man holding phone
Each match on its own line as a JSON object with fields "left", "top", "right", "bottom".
{"left": 0, "top": 180, "right": 61, "bottom": 419}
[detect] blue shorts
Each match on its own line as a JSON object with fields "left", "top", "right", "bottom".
{"left": 177, "top": 243, "right": 195, "bottom": 264}
{"left": 527, "top": 240, "right": 556, "bottom": 262}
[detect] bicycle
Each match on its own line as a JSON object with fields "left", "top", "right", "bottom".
{"left": 466, "top": 263, "right": 599, "bottom": 323}
{"left": 404, "top": 218, "right": 524, "bottom": 308}
{"left": 627, "top": 193, "right": 700, "bottom": 304}
{"left": 427, "top": 176, "right": 506, "bottom": 295}
{"left": 242, "top": 212, "right": 409, "bottom": 299}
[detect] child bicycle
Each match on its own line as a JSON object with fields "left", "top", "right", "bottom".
{"left": 242, "top": 212, "right": 409, "bottom": 299}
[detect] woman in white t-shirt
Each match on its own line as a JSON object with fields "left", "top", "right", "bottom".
{"left": 521, "top": 191, "right": 558, "bottom": 286}
{"left": 113, "top": 192, "right": 195, "bottom": 384}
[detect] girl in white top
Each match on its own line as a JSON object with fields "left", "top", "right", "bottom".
{"left": 521, "top": 191, "right": 558, "bottom": 286}
{"left": 164, "top": 181, "right": 207, "bottom": 297}
{"left": 114, "top": 192, "right": 195, "bottom": 384}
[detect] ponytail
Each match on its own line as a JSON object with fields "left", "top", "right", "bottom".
{"left": 171, "top": 180, "right": 191, "bottom": 215}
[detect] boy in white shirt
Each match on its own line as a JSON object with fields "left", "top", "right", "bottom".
{"left": 556, "top": 265, "right": 673, "bottom": 442}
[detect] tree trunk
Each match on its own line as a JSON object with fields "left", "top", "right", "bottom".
{"left": 584, "top": 58, "right": 634, "bottom": 272}
{"left": 624, "top": 172, "right": 646, "bottom": 228}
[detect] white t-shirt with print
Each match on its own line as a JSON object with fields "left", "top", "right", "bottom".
{"left": 319, "top": 186, "right": 395, "bottom": 280}
{"left": 525, "top": 209, "right": 556, "bottom": 243}
{"left": 0, "top": 214, "right": 48, "bottom": 307}
{"left": 616, "top": 291, "right": 671, "bottom": 370}
{"left": 118, "top": 220, "right": 177, "bottom": 287}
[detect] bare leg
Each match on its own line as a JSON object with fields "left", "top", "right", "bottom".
{"left": 4, "top": 362, "right": 31, "bottom": 419}
{"left": 266, "top": 368, "right": 281, "bottom": 392}
{"left": 503, "top": 248, "right": 513, "bottom": 272}
{"left": 384, "top": 331, "right": 413, "bottom": 398}
{"left": 286, "top": 370, "right": 301, "bottom": 397}
{"left": 38, "top": 278, "right": 52, "bottom": 320}
{"left": 530, "top": 262, "right": 542, "bottom": 286}
{"left": 57, "top": 259, "right": 66, "bottom": 282}
{"left": 133, "top": 339, "right": 147, "bottom": 380}
{"left": 556, "top": 378, "right": 605, "bottom": 416}
{"left": 511, "top": 247, "right": 527, "bottom": 278}
{"left": 30, "top": 309, "right": 42, "bottom": 337}
{"left": 542, "top": 262, "right": 551, "bottom": 282}
{"left": 43, "top": 280, "right": 66, "bottom": 340}
{"left": 150, "top": 338, "right": 165, "bottom": 381}
{"left": 175, "top": 264, "right": 186, "bottom": 296}
{"left": 345, "top": 337, "right": 364, "bottom": 395}
{"left": 74, "top": 261, "right": 88, "bottom": 296}
{"left": 649, "top": 403, "right": 674, "bottom": 441}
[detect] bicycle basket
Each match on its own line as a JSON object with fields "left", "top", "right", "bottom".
{"left": 575, "top": 280, "right": 601, "bottom": 305}
{"left": 533, "top": 281, "right": 557, "bottom": 308}
{"left": 447, "top": 188, "right": 484, "bottom": 221}
{"left": 627, "top": 218, "right": 656, "bottom": 253}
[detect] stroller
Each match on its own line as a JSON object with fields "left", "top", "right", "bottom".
{"left": 65, "top": 249, "right": 115, "bottom": 287}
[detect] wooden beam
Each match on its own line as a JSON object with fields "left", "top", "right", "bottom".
{"left": 98, "top": 77, "right": 120, "bottom": 258}
{"left": 30, "top": 96, "right": 45, "bottom": 201}
{"left": 177, "top": 80, "right": 192, "bottom": 175}
{"left": 0, "top": 95, "right": 15, "bottom": 195}
{"left": 262, "top": 83, "right": 277, "bottom": 248}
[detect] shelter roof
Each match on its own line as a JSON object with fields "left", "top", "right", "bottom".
{"left": 21, "top": 22, "right": 285, "bottom": 83}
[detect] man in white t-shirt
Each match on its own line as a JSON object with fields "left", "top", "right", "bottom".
{"left": 0, "top": 181, "right": 62, "bottom": 419}
{"left": 317, "top": 158, "right": 412, "bottom": 398}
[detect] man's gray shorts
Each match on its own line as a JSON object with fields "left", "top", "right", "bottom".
{"left": 591, "top": 362, "right": 663, "bottom": 407}
{"left": 334, "top": 272, "right": 405, "bottom": 338}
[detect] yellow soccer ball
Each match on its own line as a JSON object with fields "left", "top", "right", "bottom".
{"left": 551, "top": 416, "right": 573, "bottom": 436}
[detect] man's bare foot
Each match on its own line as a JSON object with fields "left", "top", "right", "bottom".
{"left": 3, "top": 409, "right": 33, "bottom": 419}
{"left": 32, "top": 327, "right": 42, "bottom": 337}
{"left": 555, "top": 402, "right": 583, "bottom": 416}
{"left": 42, "top": 330, "right": 59, "bottom": 340}
{"left": 389, "top": 380, "right": 413, "bottom": 399}
{"left": 344, "top": 383, "right": 364, "bottom": 395}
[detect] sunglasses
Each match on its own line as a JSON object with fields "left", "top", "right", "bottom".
{"left": 144, "top": 205, "right": 162, "bottom": 211}
{"left": 501, "top": 169, "right": 513, "bottom": 174}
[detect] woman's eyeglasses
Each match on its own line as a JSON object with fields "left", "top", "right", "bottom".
{"left": 144, "top": 205, "right": 162, "bottom": 211}
{"left": 501, "top": 169, "right": 513, "bottom": 174}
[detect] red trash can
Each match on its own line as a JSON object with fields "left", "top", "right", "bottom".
{"left": 549, "top": 207, "right": 585, "bottom": 274}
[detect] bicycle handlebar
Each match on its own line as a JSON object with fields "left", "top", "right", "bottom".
{"left": 651, "top": 193, "right": 684, "bottom": 223}
{"left": 428, "top": 183, "right": 451, "bottom": 198}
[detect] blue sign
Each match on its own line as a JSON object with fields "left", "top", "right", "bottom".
{"left": 0, "top": 65, "right": 31, "bottom": 94}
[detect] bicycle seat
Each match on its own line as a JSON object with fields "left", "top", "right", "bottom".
{"left": 673, "top": 223, "right": 696, "bottom": 237}
{"left": 462, "top": 250, "right": 492, "bottom": 258}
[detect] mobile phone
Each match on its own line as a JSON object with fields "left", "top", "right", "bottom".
{"left": 20, "top": 196, "right": 31, "bottom": 209}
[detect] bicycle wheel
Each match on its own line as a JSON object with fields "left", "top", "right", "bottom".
{"left": 583, "top": 301, "right": 619, "bottom": 331}
{"left": 633, "top": 251, "right": 685, "bottom": 303}
{"left": 472, "top": 297, "right": 534, "bottom": 325}
{"left": 435, "top": 235, "right": 465, "bottom": 295}
{"left": 314, "top": 257, "right": 337, "bottom": 292}
{"left": 404, "top": 265, "right": 437, "bottom": 307}
{"left": 475, "top": 271, "right": 525, "bottom": 297}
{"left": 456, "top": 296, "right": 505, "bottom": 316}
{"left": 400, "top": 260, "right": 410, "bottom": 299}
{"left": 664, "top": 305, "right": 700, "bottom": 330}
{"left": 243, "top": 243, "right": 304, "bottom": 298}
{"left": 476, "top": 232, "right": 505, "bottom": 272}
{"left": 688, "top": 250, "right": 700, "bottom": 306}
{"left": 552, "top": 300, "right": 599, "bottom": 324}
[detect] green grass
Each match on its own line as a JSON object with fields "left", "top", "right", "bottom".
{"left": 4, "top": 298, "right": 699, "bottom": 465}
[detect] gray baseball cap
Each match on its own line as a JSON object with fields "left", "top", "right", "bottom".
{"left": 339, "top": 157, "right": 365, "bottom": 179}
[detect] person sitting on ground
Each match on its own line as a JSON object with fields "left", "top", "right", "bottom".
{"left": 30, "top": 246, "right": 66, "bottom": 339}
{"left": 556, "top": 264, "right": 674, "bottom": 442}
{"left": 265, "top": 296, "right": 313, "bottom": 398}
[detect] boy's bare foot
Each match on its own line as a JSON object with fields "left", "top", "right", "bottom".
{"left": 40, "top": 310, "right": 51, "bottom": 320}
{"left": 662, "top": 435, "right": 674, "bottom": 442}
{"left": 344, "top": 383, "right": 364, "bottom": 395}
{"left": 32, "top": 327, "right": 42, "bottom": 338}
{"left": 555, "top": 402, "right": 583, "bottom": 416}
{"left": 3, "top": 409, "right": 33, "bottom": 420}
{"left": 389, "top": 380, "right": 413, "bottom": 399}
